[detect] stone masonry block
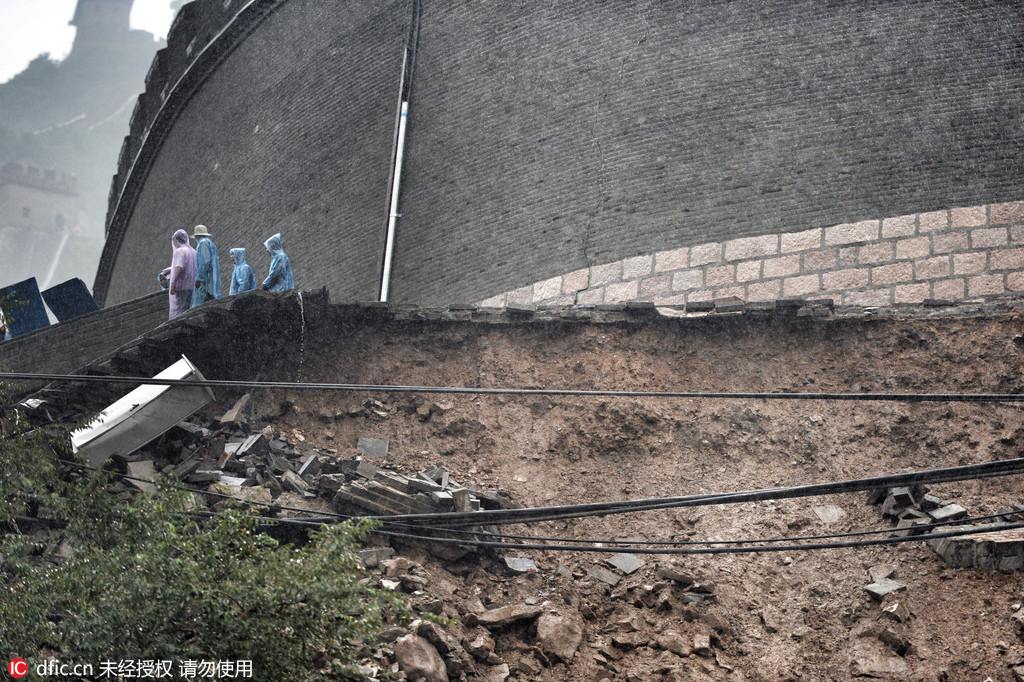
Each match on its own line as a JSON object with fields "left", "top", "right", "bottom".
{"left": 763, "top": 254, "right": 801, "bottom": 278}
{"left": 823, "top": 268, "right": 869, "bottom": 290}
{"left": 576, "top": 287, "right": 604, "bottom": 305}
{"left": 971, "top": 227, "right": 1009, "bottom": 249}
{"left": 932, "top": 230, "right": 970, "bottom": 254}
{"left": 1008, "top": 272, "right": 1024, "bottom": 292}
{"left": 858, "top": 241, "right": 895, "bottom": 265}
{"left": 622, "top": 255, "right": 653, "bottom": 280}
{"left": 672, "top": 268, "right": 703, "bottom": 291}
{"left": 881, "top": 214, "right": 917, "bottom": 238}
{"left": 824, "top": 219, "right": 880, "bottom": 246}
{"left": 950, "top": 206, "right": 987, "bottom": 227}
{"left": 838, "top": 247, "right": 858, "bottom": 266}
{"left": 990, "top": 201, "right": 1024, "bottom": 225}
{"left": 953, "top": 252, "right": 987, "bottom": 275}
{"left": 914, "top": 256, "right": 951, "bottom": 280}
{"left": 639, "top": 274, "right": 672, "bottom": 298}
{"left": 562, "top": 268, "right": 590, "bottom": 294}
{"left": 844, "top": 289, "right": 892, "bottom": 306}
{"left": 746, "top": 279, "right": 781, "bottom": 302}
{"left": 931, "top": 278, "right": 965, "bottom": 299}
{"left": 735, "top": 260, "right": 762, "bottom": 282}
{"left": 713, "top": 285, "right": 744, "bottom": 299}
{"left": 605, "top": 279, "right": 639, "bottom": 302}
{"left": 533, "top": 275, "right": 562, "bottom": 302}
{"left": 783, "top": 274, "right": 820, "bottom": 297}
{"left": 686, "top": 289, "right": 714, "bottom": 303}
{"left": 872, "top": 263, "right": 913, "bottom": 285}
{"left": 724, "top": 234, "right": 778, "bottom": 261}
{"left": 801, "top": 248, "right": 837, "bottom": 272}
{"left": 918, "top": 210, "right": 950, "bottom": 232}
{"left": 654, "top": 293, "right": 687, "bottom": 305}
{"left": 654, "top": 246, "right": 689, "bottom": 273}
{"left": 780, "top": 227, "right": 822, "bottom": 253}
{"left": 705, "top": 264, "right": 734, "bottom": 287}
{"left": 968, "top": 274, "right": 1005, "bottom": 297}
{"left": 589, "top": 261, "right": 622, "bottom": 287}
{"left": 990, "top": 247, "right": 1024, "bottom": 271}
{"left": 507, "top": 285, "right": 534, "bottom": 305}
{"left": 689, "top": 242, "right": 722, "bottom": 266}
{"left": 895, "top": 236, "right": 930, "bottom": 260}
{"left": 894, "top": 283, "right": 929, "bottom": 303}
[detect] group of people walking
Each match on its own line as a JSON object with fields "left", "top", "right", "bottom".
{"left": 160, "top": 225, "right": 294, "bottom": 319}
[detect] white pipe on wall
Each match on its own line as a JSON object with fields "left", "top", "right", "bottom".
{"left": 379, "top": 100, "right": 409, "bottom": 302}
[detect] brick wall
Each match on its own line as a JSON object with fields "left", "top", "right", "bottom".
{"left": 0, "top": 292, "right": 166, "bottom": 375}
{"left": 97, "top": 0, "right": 1024, "bottom": 307}
{"left": 479, "top": 201, "right": 1024, "bottom": 307}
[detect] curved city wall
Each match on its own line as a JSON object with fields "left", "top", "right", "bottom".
{"left": 96, "top": 0, "right": 1024, "bottom": 307}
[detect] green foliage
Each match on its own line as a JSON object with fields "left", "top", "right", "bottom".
{"left": 0, "top": 385, "right": 411, "bottom": 679}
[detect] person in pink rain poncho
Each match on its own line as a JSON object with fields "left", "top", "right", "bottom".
{"left": 159, "top": 229, "right": 197, "bottom": 319}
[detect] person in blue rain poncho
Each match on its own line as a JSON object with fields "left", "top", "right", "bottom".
{"left": 191, "top": 224, "right": 221, "bottom": 307}
{"left": 261, "top": 233, "right": 294, "bottom": 292}
{"left": 229, "top": 247, "right": 257, "bottom": 295}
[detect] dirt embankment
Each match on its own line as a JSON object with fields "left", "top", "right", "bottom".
{"left": 244, "top": 310, "right": 1024, "bottom": 680}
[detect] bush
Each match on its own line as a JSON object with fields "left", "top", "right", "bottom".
{"left": 0, "top": 386, "right": 411, "bottom": 679}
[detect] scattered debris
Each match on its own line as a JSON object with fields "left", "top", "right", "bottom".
{"left": 605, "top": 553, "right": 645, "bottom": 575}
{"left": 812, "top": 504, "right": 845, "bottom": 525}
{"left": 503, "top": 557, "right": 538, "bottom": 574}
{"left": 357, "top": 436, "right": 390, "bottom": 460}
{"left": 587, "top": 565, "right": 622, "bottom": 587}
{"left": 864, "top": 578, "right": 907, "bottom": 601}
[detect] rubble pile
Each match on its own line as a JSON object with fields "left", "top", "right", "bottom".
{"left": 868, "top": 485, "right": 1024, "bottom": 570}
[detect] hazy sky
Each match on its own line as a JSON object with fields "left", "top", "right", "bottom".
{"left": 0, "top": 0, "right": 176, "bottom": 84}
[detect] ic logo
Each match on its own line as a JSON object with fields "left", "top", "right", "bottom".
{"left": 7, "top": 658, "right": 28, "bottom": 679}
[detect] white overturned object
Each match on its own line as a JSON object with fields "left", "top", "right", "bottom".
{"left": 71, "top": 355, "right": 215, "bottom": 467}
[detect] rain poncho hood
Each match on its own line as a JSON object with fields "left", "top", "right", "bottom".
{"left": 163, "top": 229, "right": 196, "bottom": 319}
{"left": 262, "top": 232, "right": 294, "bottom": 292}
{"left": 229, "top": 247, "right": 257, "bottom": 295}
{"left": 192, "top": 234, "right": 221, "bottom": 307}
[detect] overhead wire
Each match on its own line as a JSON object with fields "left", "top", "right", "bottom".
{"left": 53, "top": 456, "right": 1024, "bottom": 552}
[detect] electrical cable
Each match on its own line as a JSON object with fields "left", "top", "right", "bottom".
{"left": 53, "top": 456, "right": 1024, "bottom": 550}
{"left": 370, "top": 457, "right": 1024, "bottom": 526}
{"left": 4, "top": 371, "right": 1024, "bottom": 404}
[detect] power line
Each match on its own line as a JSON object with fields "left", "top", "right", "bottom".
{"left": 371, "top": 457, "right": 1024, "bottom": 527}
{"left": 54, "top": 456, "right": 1024, "bottom": 551}
{"left": 4, "top": 371, "right": 1024, "bottom": 404}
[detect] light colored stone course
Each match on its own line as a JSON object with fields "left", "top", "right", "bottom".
{"left": 931, "top": 278, "right": 965, "bottom": 300}
{"left": 589, "top": 261, "right": 621, "bottom": 287}
{"left": 968, "top": 274, "right": 1004, "bottom": 297}
{"left": 801, "top": 248, "right": 837, "bottom": 272}
{"left": 990, "top": 201, "right": 1024, "bottom": 225}
{"left": 970, "top": 227, "right": 1008, "bottom": 249}
{"left": 654, "top": 246, "right": 688, "bottom": 273}
{"left": 990, "top": 248, "right": 1024, "bottom": 271}
{"left": 562, "top": 268, "right": 590, "bottom": 294}
{"left": 824, "top": 220, "right": 880, "bottom": 246}
{"left": 952, "top": 252, "right": 987, "bottom": 275}
{"left": 783, "top": 274, "right": 820, "bottom": 297}
{"left": 689, "top": 242, "right": 722, "bottom": 266}
{"left": 894, "top": 283, "right": 929, "bottom": 303}
{"left": 858, "top": 241, "right": 894, "bottom": 265}
{"left": 638, "top": 274, "right": 672, "bottom": 298}
{"left": 914, "top": 256, "right": 950, "bottom": 280}
{"left": 918, "top": 210, "right": 950, "bottom": 232}
{"left": 763, "top": 254, "right": 801, "bottom": 278}
{"left": 895, "top": 237, "right": 930, "bottom": 260}
{"left": 823, "top": 268, "right": 869, "bottom": 290}
{"left": 671, "top": 269, "right": 703, "bottom": 291}
{"left": 872, "top": 263, "right": 913, "bottom": 285}
{"left": 881, "top": 215, "right": 917, "bottom": 238}
{"left": 932, "top": 231, "right": 970, "bottom": 254}
{"left": 533, "top": 275, "right": 563, "bottom": 302}
{"left": 746, "top": 280, "right": 781, "bottom": 302}
{"left": 604, "top": 280, "right": 639, "bottom": 302}
{"left": 735, "top": 260, "right": 762, "bottom": 282}
{"left": 950, "top": 206, "right": 987, "bottom": 227}
{"left": 780, "top": 227, "right": 822, "bottom": 253}
{"left": 705, "top": 265, "right": 734, "bottom": 287}
{"left": 622, "top": 255, "right": 653, "bottom": 280}
{"left": 724, "top": 234, "right": 778, "bottom": 261}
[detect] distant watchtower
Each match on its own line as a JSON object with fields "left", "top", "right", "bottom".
{"left": 68, "top": 0, "right": 135, "bottom": 58}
